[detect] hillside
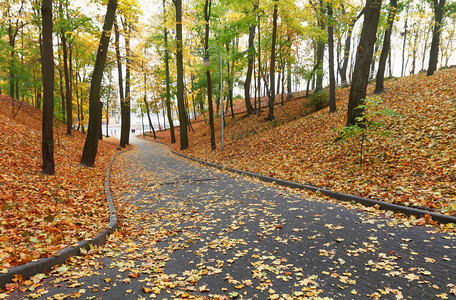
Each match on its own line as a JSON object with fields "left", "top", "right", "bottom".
{"left": 152, "top": 69, "right": 456, "bottom": 217}
{"left": 0, "top": 96, "right": 117, "bottom": 271}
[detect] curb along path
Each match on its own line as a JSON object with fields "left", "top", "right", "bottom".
{"left": 150, "top": 139, "right": 456, "bottom": 224}
{"left": 0, "top": 146, "right": 132, "bottom": 289}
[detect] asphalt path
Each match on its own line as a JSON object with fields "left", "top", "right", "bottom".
{"left": 11, "top": 138, "right": 456, "bottom": 299}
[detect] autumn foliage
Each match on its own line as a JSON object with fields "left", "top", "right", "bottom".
{"left": 153, "top": 69, "right": 456, "bottom": 216}
{"left": 0, "top": 96, "right": 117, "bottom": 271}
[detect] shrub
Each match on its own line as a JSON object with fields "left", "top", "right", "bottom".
{"left": 334, "top": 96, "right": 399, "bottom": 167}
{"left": 307, "top": 90, "right": 329, "bottom": 111}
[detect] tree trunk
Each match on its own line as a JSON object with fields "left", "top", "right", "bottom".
{"left": 99, "top": 101, "right": 103, "bottom": 140}
{"left": 162, "top": 100, "right": 167, "bottom": 130}
{"left": 315, "top": 45, "right": 325, "bottom": 92}
{"left": 339, "top": 7, "right": 364, "bottom": 87}
{"left": 205, "top": 0, "right": 216, "bottom": 150}
{"left": 267, "top": 0, "right": 278, "bottom": 121}
{"left": 315, "top": 0, "right": 326, "bottom": 92}
{"left": 8, "top": 24, "right": 16, "bottom": 101}
{"left": 346, "top": 0, "right": 382, "bottom": 126}
{"left": 226, "top": 42, "right": 235, "bottom": 118}
{"left": 57, "top": 49, "right": 65, "bottom": 120}
{"left": 315, "top": 43, "right": 325, "bottom": 92}
{"left": 41, "top": 0, "right": 55, "bottom": 175}
{"left": 114, "top": 19, "right": 127, "bottom": 148}
{"left": 401, "top": 9, "right": 408, "bottom": 77}
{"left": 69, "top": 40, "right": 74, "bottom": 128}
{"left": 60, "top": 1, "right": 72, "bottom": 134}
{"left": 257, "top": 20, "right": 262, "bottom": 115}
{"left": 61, "top": 33, "right": 72, "bottom": 134}
{"left": 81, "top": 0, "right": 117, "bottom": 167}
{"left": 191, "top": 75, "right": 197, "bottom": 120}
{"left": 254, "top": 54, "right": 257, "bottom": 109}
{"left": 243, "top": 6, "right": 256, "bottom": 115}
{"left": 427, "top": 0, "right": 446, "bottom": 76}
{"left": 306, "top": 59, "right": 320, "bottom": 97}
{"left": 281, "top": 63, "right": 285, "bottom": 105}
{"left": 375, "top": 0, "right": 397, "bottom": 94}
{"left": 123, "top": 20, "right": 131, "bottom": 146}
{"left": 36, "top": 91, "right": 41, "bottom": 109}
{"left": 144, "top": 95, "right": 156, "bottom": 139}
{"left": 287, "top": 60, "right": 292, "bottom": 100}
{"left": 388, "top": 50, "right": 392, "bottom": 77}
{"left": 163, "top": 0, "right": 176, "bottom": 143}
{"left": 75, "top": 72, "right": 81, "bottom": 130}
{"left": 276, "top": 65, "right": 281, "bottom": 97}
{"left": 173, "top": 0, "right": 188, "bottom": 150}
{"left": 327, "top": 2, "right": 336, "bottom": 112}
{"left": 370, "top": 43, "right": 379, "bottom": 78}
{"left": 105, "top": 83, "right": 110, "bottom": 138}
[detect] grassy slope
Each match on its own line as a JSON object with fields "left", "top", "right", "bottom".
{"left": 154, "top": 69, "right": 456, "bottom": 216}
{"left": 0, "top": 96, "right": 117, "bottom": 271}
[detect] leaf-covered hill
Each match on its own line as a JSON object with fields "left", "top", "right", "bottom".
{"left": 0, "top": 96, "right": 117, "bottom": 271}
{"left": 154, "top": 69, "right": 456, "bottom": 216}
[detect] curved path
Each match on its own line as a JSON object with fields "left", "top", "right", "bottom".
{"left": 11, "top": 138, "right": 456, "bottom": 299}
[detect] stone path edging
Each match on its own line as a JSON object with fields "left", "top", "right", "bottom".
{"left": 0, "top": 146, "right": 133, "bottom": 289}
{"left": 149, "top": 139, "right": 456, "bottom": 224}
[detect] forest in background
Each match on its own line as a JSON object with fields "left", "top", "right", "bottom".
{"left": 1, "top": 0, "right": 455, "bottom": 176}
{"left": 1, "top": 0, "right": 455, "bottom": 153}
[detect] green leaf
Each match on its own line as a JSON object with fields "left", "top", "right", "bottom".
{"left": 229, "top": 291, "right": 239, "bottom": 298}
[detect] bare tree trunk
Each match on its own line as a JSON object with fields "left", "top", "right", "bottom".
{"left": 81, "top": 0, "right": 117, "bottom": 167}
{"left": 226, "top": 42, "right": 235, "bottom": 118}
{"left": 427, "top": 0, "right": 446, "bottom": 76}
{"left": 257, "top": 19, "right": 262, "bottom": 115}
{"left": 123, "top": 19, "right": 131, "bottom": 146}
{"left": 36, "top": 91, "right": 41, "bottom": 109}
{"left": 8, "top": 25, "right": 16, "bottom": 101}
{"left": 114, "top": 19, "right": 127, "bottom": 148}
{"left": 163, "top": 0, "right": 176, "bottom": 143}
{"left": 266, "top": 0, "right": 278, "bottom": 121}
{"left": 276, "top": 65, "right": 281, "bottom": 97}
{"left": 162, "top": 99, "right": 167, "bottom": 130}
{"left": 388, "top": 51, "right": 392, "bottom": 77}
{"left": 41, "top": 0, "right": 55, "bottom": 175}
{"left": 69, "top": 40, "right": 74, "bottom": 129}
{"left": 205, "top": 0, "right": 216, "bottom": 150}
{"left": 57, "top": 48, "right": 66, "bottom": 120}
{"left": 59, "top": 1, "right": 72, "bottom": 134}
{"left": 375, "top": 0, "right": 397, "bottom": 94}
{"left": 105, "top": 82, "right": 110, "bottom": 138}
{"left": 286, "top": 56, "right": 292, "bottom": 100}
{"left": 401, "top": 9, "right": 408, "bottom": 77}
{"left": 328, "top": 2, "right": 336, "bottom": 112}
{"left": 315, "top": 0, "right": 326, "bottom": 92}
{"left": 306, "top": 59, "right": 320, "bottom": 97}
{"left": 173, "top": 0, "right": 188, "bottom": 150}
{"left": 61, "top": 34, "right": 72, "bottom": 133}
{"left": 75, "top": 72, "right": 81, "bottom": 130}
{"left": 254, "top": 54, "right": 257, "bottom": 109}
{"left": 339, "top": 6, "right": 364, "bottom": 87}
{"left": 144, "top": 95, "right": 156, "bottom": 139}
{"left": 281, "top": 61, "right": 285, "bottom": 105}
{"left": 346, "top": 0, "right": 382, "bottom": 126}
{"left": 243, "top": 4, "right": 257, "bottom": 115}
{"left": 370, "top": 43, "right": 379, "bottom": 77}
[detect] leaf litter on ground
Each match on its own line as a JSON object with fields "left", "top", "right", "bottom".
{"left": 0, "top": 96, "right": 118, "bottom": 272}
{"left": 2, "top": 71, "right": 456, "bottom": 299}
